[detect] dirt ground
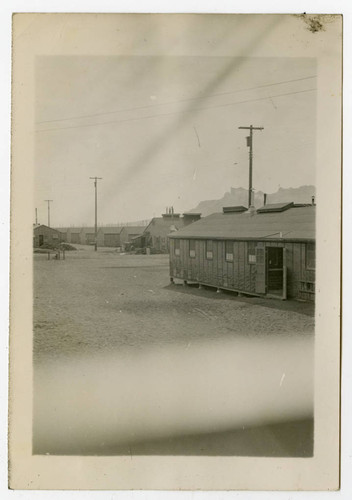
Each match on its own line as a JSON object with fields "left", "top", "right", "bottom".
{"left": 33, "top": 247, "right": 314, "bottom": 362}
{"left": 33, "top": 246, "right": 315, "bottom": 456}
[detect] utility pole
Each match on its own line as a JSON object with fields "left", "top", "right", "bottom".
{"left": 35, "top": 208, "right": 38, "bottom": 225}
{"left": 44, "top": 200, "right": 53, "bottom": 227}
{"left": 238, "top": 125, "right": 264, "bottom": 208}
{"left": 89, "top": 177, "right": 102, "bottom": 251}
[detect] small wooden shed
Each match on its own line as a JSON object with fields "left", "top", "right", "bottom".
{"left": 33, "top": 225, "right": 65, "bottom": 248}
{"left": 168, "top": 203, "right": 315, "bottom": 301}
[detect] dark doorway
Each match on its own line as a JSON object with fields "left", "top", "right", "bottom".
{"left": 267, "top": 247, "right": 284, "bottom": 296}
{"left": 39, "top": 235, "right": 44, "bottom": 246}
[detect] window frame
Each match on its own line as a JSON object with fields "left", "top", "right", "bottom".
{"left": 225, "top": 241, "right": 234, "bottom": 262}
{"left": 248, "top": 241, "right": 256, "bottom": 264}
{"left": 189, "top": 239, "right": 196, "bottom": 258}
{"left": 174, "top": 239, "right": 180, "bottom": 256}
{"left": 205, "top": 240, "right": 213, "bottom": 260}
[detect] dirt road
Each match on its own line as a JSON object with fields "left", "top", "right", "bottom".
{"left": 33, "top": 248, "right": 314, "bottom": 457}
{"left": 33, "top": 249, "right": 314, "bottom": 363}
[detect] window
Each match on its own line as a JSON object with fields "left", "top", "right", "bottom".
{"left": 52, "top": 234, "right": 59, "bottom": 239}
{"left": 189, "top": 240, "right": 196, "bottom": 258}
{"left": 225, "top": 241, "right": 234, "bottom": 262}
{"left": 174, "top": 239, "right": 180, "bottom": 256}
{"left": 248, "top": 242, "right": 256, "bottom": 264}
{"left": 306, "top": 243, "right": 315, "bottom": 270}
{"left": 206, "top": 240, "right": 213, "bottom": 260}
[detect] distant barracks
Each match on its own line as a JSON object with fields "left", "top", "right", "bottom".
{"left": 168, "top": 202, "right": 315, "bottom": 302}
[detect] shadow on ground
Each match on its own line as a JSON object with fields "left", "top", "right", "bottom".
{"left": 165, "top": 283, "right": 315, "bottom": 317}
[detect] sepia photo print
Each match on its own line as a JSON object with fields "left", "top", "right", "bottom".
{"left": 9, "top": 13, "right": 342, "bottom": 490}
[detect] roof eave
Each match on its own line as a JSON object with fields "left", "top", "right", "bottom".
{"left": 168, "top": 235, "right": 315, "bottom": 242}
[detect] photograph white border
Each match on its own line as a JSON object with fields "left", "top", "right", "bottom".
{"left": 2, "top": 1, "right": 350, "bottom": 498}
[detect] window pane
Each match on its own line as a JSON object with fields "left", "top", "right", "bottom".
{"left": 226, "top": 241, "right": 234, "bottom": 261}
{"left": 248, "top": 242, "right": 256, "bottom": 264}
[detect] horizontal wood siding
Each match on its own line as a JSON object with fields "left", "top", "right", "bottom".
{"left": 238, "top": 241, "right": 245, "bottom": 291}
{"left": 302, "top": 242, "right": 315, "bottom": 301}
{"left": 234, "top": 241, "right": 240, "bottom": 289}
{"left": 169, "top": 239, "right": 174, "bottom": 276}
{"left": 169, "top": 237, "right": 315, "bottom": 301}
{"left": 181, "top": 239, "right": 188, "bottom": 280}
{"left": 285, "top": 243, "right": 294, "bottom": 298}
{"left": 215, "top": 241, "right": 221, "bottom": 286}
{"left": 199, "top": 240, "right": 205, "bottom": 282}
{"left": 190, "top": 240, "right": 199, "bottom": 280}
{"left": 291, "top": 243, "right": 302, "bottom": 298}
{"left": 248, "top": 242, "right": 256, "bottom": 293}
{"left": 224, "top": 242, "right": 234, "bottom": 288}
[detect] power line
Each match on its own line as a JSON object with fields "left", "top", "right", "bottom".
{"left": 36, "top": 87, "right": 316, "bottom": 133}
{"left": 36, "top": 75, "right": 316, "bottom": 125}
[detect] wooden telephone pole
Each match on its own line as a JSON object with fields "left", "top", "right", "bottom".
{"left": 44, "top": 199, "right": 53, "bottom": 227}
{"left": 89, "top": 177, "right": 102, "bottom": 251}
{"left": 238, "top": 125, "right": 264, "bottom": 208}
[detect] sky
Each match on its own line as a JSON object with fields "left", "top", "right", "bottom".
{"left": 35, "top": 52, "right": 316, "bottom": 226}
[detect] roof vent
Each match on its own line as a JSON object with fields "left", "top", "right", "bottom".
{"left": 162, "top": 206, "right": 180, "bottom": 218}
{"left": 257, "top": 202, "right": 294, "bottom": 213}
{"left": 162, "top": 213, "right": 180, "bottom": 218}
{"left": 222, "top": 206, "right": 248, "bottom": 214}
{"left": 246, "top": 206, "right": 257, "bottom": 216}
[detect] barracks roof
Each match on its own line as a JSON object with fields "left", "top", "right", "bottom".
{"left": 34, "top": 225, "right": 64, "bottom": 234}
{"left": 144, "top": 216, "right": 186, "bottom": 233}
{"left": 168, "top": 205, "right": 315, "bottom": 241}
{"left": 97, "top": 227, "right": 124, "bottom": 234}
